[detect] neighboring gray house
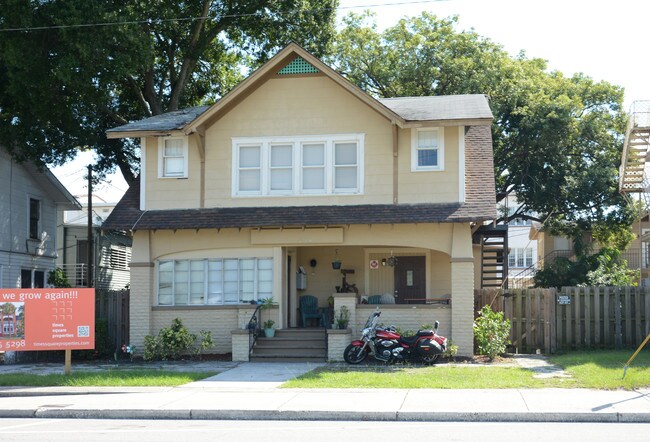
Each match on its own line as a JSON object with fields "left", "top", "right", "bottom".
{"left": 0, "top": 148, "right": 80, "bottom": 288}
{"left": 57, "top": 200, "right": 131, "bottom": 291}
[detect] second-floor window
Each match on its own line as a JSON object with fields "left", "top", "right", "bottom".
{"left": 29, "top": 198, "right": 40, "bottom": 239}
{"left": 158, "top": 137, "right": 188, "bottom": 178}
{"left": 508, "top": 248, "right": 534, "bottom": 268}
{"left": 412, "top": 128, "right": 444, "bottom": 171}
{"left": 232, "top": 134, "right": 364, "bottom": 196}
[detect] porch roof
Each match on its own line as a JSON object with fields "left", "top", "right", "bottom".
{"left": 102, "top": 178, "right": 495, "bottom": 231}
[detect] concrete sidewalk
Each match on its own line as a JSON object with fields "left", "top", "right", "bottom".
{"left": 0, "top": 359, "right": 649, "bottom": 423}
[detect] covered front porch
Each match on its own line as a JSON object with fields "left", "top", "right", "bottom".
{"left": 235, "top": 222, "right": 476, "bottom": 360}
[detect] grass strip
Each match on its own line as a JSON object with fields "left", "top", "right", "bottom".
{"left": 283, "top": 350, "right": 650, "bottom": 390}
{"left": 550, "top": 350, "right": 650, "bottom": 390}
{"left": 282, "top": 365, "right": 576, "bottom": 389}
{"left": 0, "top": 370, "right": 219, "bottom": 387}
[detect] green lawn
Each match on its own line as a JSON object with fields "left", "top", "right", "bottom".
{"left": 282, "top": 350, "right": 650, "bottom": 390}
{"left": 0, "top": 370, "right": 219, "bottom": 387}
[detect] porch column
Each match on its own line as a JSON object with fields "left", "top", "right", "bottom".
{"left": 450, "top": 223, "right": 475, "bottom": 357}
{"left": 129, "top": 231, "right": 154, "bottom": 353}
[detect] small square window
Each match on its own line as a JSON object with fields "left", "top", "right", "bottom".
{"left": 411, "top": 128, "right": 444, "bottom": 171}
{"left": 158, "top": 137, "right": 188, "bottom": 178}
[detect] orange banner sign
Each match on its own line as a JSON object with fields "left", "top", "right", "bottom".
{"left": 0, "top": 288, "right": 95, "bottom": 351}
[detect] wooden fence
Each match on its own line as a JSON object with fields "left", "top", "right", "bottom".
{"left": 475, "top": 286, "right": 650, "bottom": 354}
{"left": 96, "top": 289, "right": 130, "bottom": 352}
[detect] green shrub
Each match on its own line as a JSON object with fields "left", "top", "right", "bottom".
{"left": 143, "top": 335, "right": 160, "bottom": 361}
{"left": 443, "top": 340, "right": 459, "bottom": 360}
{"left": 474, "top": 305, "right": 511, "bottom": 360}
{"left": 47, "top": 268, "right": 71, "bottom": 288}
{"left": 143, "top": 318, "right": 213, "bottom": 361}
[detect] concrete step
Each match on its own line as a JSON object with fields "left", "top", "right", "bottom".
{"left": 256, "top": 338, "right": 326, "bottom": 349}
{"left": 251, "top": 327, "right": 327, "bottom": 361}
{"left": 249, "top": 356, "right": 326, "bottom": 362}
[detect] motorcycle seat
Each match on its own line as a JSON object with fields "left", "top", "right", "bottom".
{"left": 399, "top": 330, "right": 434, "bottom": 346}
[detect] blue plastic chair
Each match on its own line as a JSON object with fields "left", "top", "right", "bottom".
{"left": 299, "top": 295, "right": 322, "bottom": 327}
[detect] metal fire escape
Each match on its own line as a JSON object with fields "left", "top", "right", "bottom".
{"left": 619, "top": 100, "right": 650, "bottom": 285}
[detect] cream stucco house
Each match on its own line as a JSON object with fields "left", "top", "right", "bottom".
{"left": 104, "top": 44, "right": 497, "bottom": 359}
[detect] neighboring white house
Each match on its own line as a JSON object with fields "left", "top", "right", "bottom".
{"left": 56, "top": 198, "right": 131, "bottom": 291}
{"left": 503, "top": 195, "right": 538, "bottom": 288}
{"left": 0, "top": 148, "right": 80, "bottom": 288}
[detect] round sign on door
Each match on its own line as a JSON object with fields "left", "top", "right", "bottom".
{"left": 369, "top": 259, "right": 379, "bottom": 270}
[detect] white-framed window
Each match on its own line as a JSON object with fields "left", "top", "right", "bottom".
{"left": 411, "top": 127, "right": 444, "bottom": 171}
{"left": 157, "top": 257, "right": 273, "bottom": 306}
{"left": 508, "top": 248, "right": 534, "bottom": 268}
{"left": 158, "top": 137, "right": 188, "bottom": 178}
{"left": 232, "top": 134, "right": 364, "bottom": 196}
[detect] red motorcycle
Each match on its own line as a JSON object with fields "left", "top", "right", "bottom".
{"left": 343, "top": 309, "right": 447, "bottom": 365}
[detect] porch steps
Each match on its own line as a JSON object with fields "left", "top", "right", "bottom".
{"left": 250, "top": 328, "right": 327, "bottom": 362}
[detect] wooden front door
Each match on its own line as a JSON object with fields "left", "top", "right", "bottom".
{"left": 394, "top": 256, "right": 426, "bottom": 304}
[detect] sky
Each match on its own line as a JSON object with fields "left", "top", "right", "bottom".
{"left": 52, "top": 0, "right": 649, "bottom": 203}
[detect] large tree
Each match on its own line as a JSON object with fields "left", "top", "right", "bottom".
{"left": 0, "top": 0, "right": 338, "bottom": 183}
{"left": 331, "top": 12, "right": 631, "bottom": 234}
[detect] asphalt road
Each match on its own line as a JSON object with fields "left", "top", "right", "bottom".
{"left": 2, "top": 419, "right": 649, "bottom": 442}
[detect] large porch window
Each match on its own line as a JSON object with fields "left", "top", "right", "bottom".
{"left": 157, "top": 258, "right": 273, "bottom": 306}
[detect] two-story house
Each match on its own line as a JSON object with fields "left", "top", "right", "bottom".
{"left": 0, "top": 147, "right": 81, "bottom": 289}
{"left": 103, "top": 44, "right": 496, "bottom": 358}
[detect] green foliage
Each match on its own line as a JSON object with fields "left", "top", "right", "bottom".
{"left": 143, "top": 335, "right": 160, "bottom": 362}
{"left": 192, "top": 330, "right": 213, "bottom": 360}
{"left": 443, "top": 341, "right": 459, "bottom": 360}
{"left": 143, "top": 318, "right": 196, "bottom": 361}
{"left": 473, "top": 305, "right": 511, "bottom": 360}
{"left": 534, "top": 248, "right": 639, "bottom": 288}
{"left": 0, "top": 1, "right": 338, "bottom": 181}
{"left": 47, "top": 268, "right": 71, "bottom": 288}
{"left": 263, "top": 319, "right": 275, "bottom": 329}
{"left": 332, "top": 11, "right": 628, "bottom": 233}
{"left": 335, "top": 305, "right": 350, "bottom": 328}
{"left": 584, "top": 249, "right": 639, "bottom": 286}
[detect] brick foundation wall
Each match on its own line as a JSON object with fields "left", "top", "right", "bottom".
{"left": 327, "top": 329, "right": 352, "bottom": 361}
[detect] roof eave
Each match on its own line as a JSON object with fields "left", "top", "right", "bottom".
{"left": 106, "top": 129, "right": 185, "bottom": 140}
{"left": 402, "top": 117, "right": 493, "bottom": 128}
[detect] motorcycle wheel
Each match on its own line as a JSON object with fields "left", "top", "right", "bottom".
{"left": 343, "top": 344, "right": 368, "bottom": 364}
{"left": 421, "top": 354, "right": 440, "bottom": 365}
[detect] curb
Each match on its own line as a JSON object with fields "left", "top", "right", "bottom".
{"left": 2, "top": 409, "right": 649, "bottom": 423}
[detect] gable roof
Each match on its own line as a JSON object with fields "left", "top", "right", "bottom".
{"left": 106, "top": 43, "right": 492, "bottom": 139}
{"left": 1, "top": 147, "right": 81, "bottom": 210}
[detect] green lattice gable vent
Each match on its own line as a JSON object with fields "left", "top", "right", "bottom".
{"left": 277, "top": 56, "right": 320, "bottom": 75}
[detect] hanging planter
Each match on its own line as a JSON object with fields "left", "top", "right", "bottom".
{"left": 332, "top": 248, "right": 341, "bottom": 269}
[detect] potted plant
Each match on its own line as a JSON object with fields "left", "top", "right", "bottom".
{"left": 335, "top": 305, "right": 350, "bottom": 330}
{"left": 263, "top": 319, "right": 276, "bottom": 338}
{"left": 259, "top": 296, "right": 275, "bottom": 333}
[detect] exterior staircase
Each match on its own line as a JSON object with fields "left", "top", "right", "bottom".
{"left": 620, "top": 101, "right": 650, "bottom": 194}
{"left": 475, "top": 224, "right": 509, "bottom": 289}
{"left": 250, "top": 328, "right": 327, "bottom": 362}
